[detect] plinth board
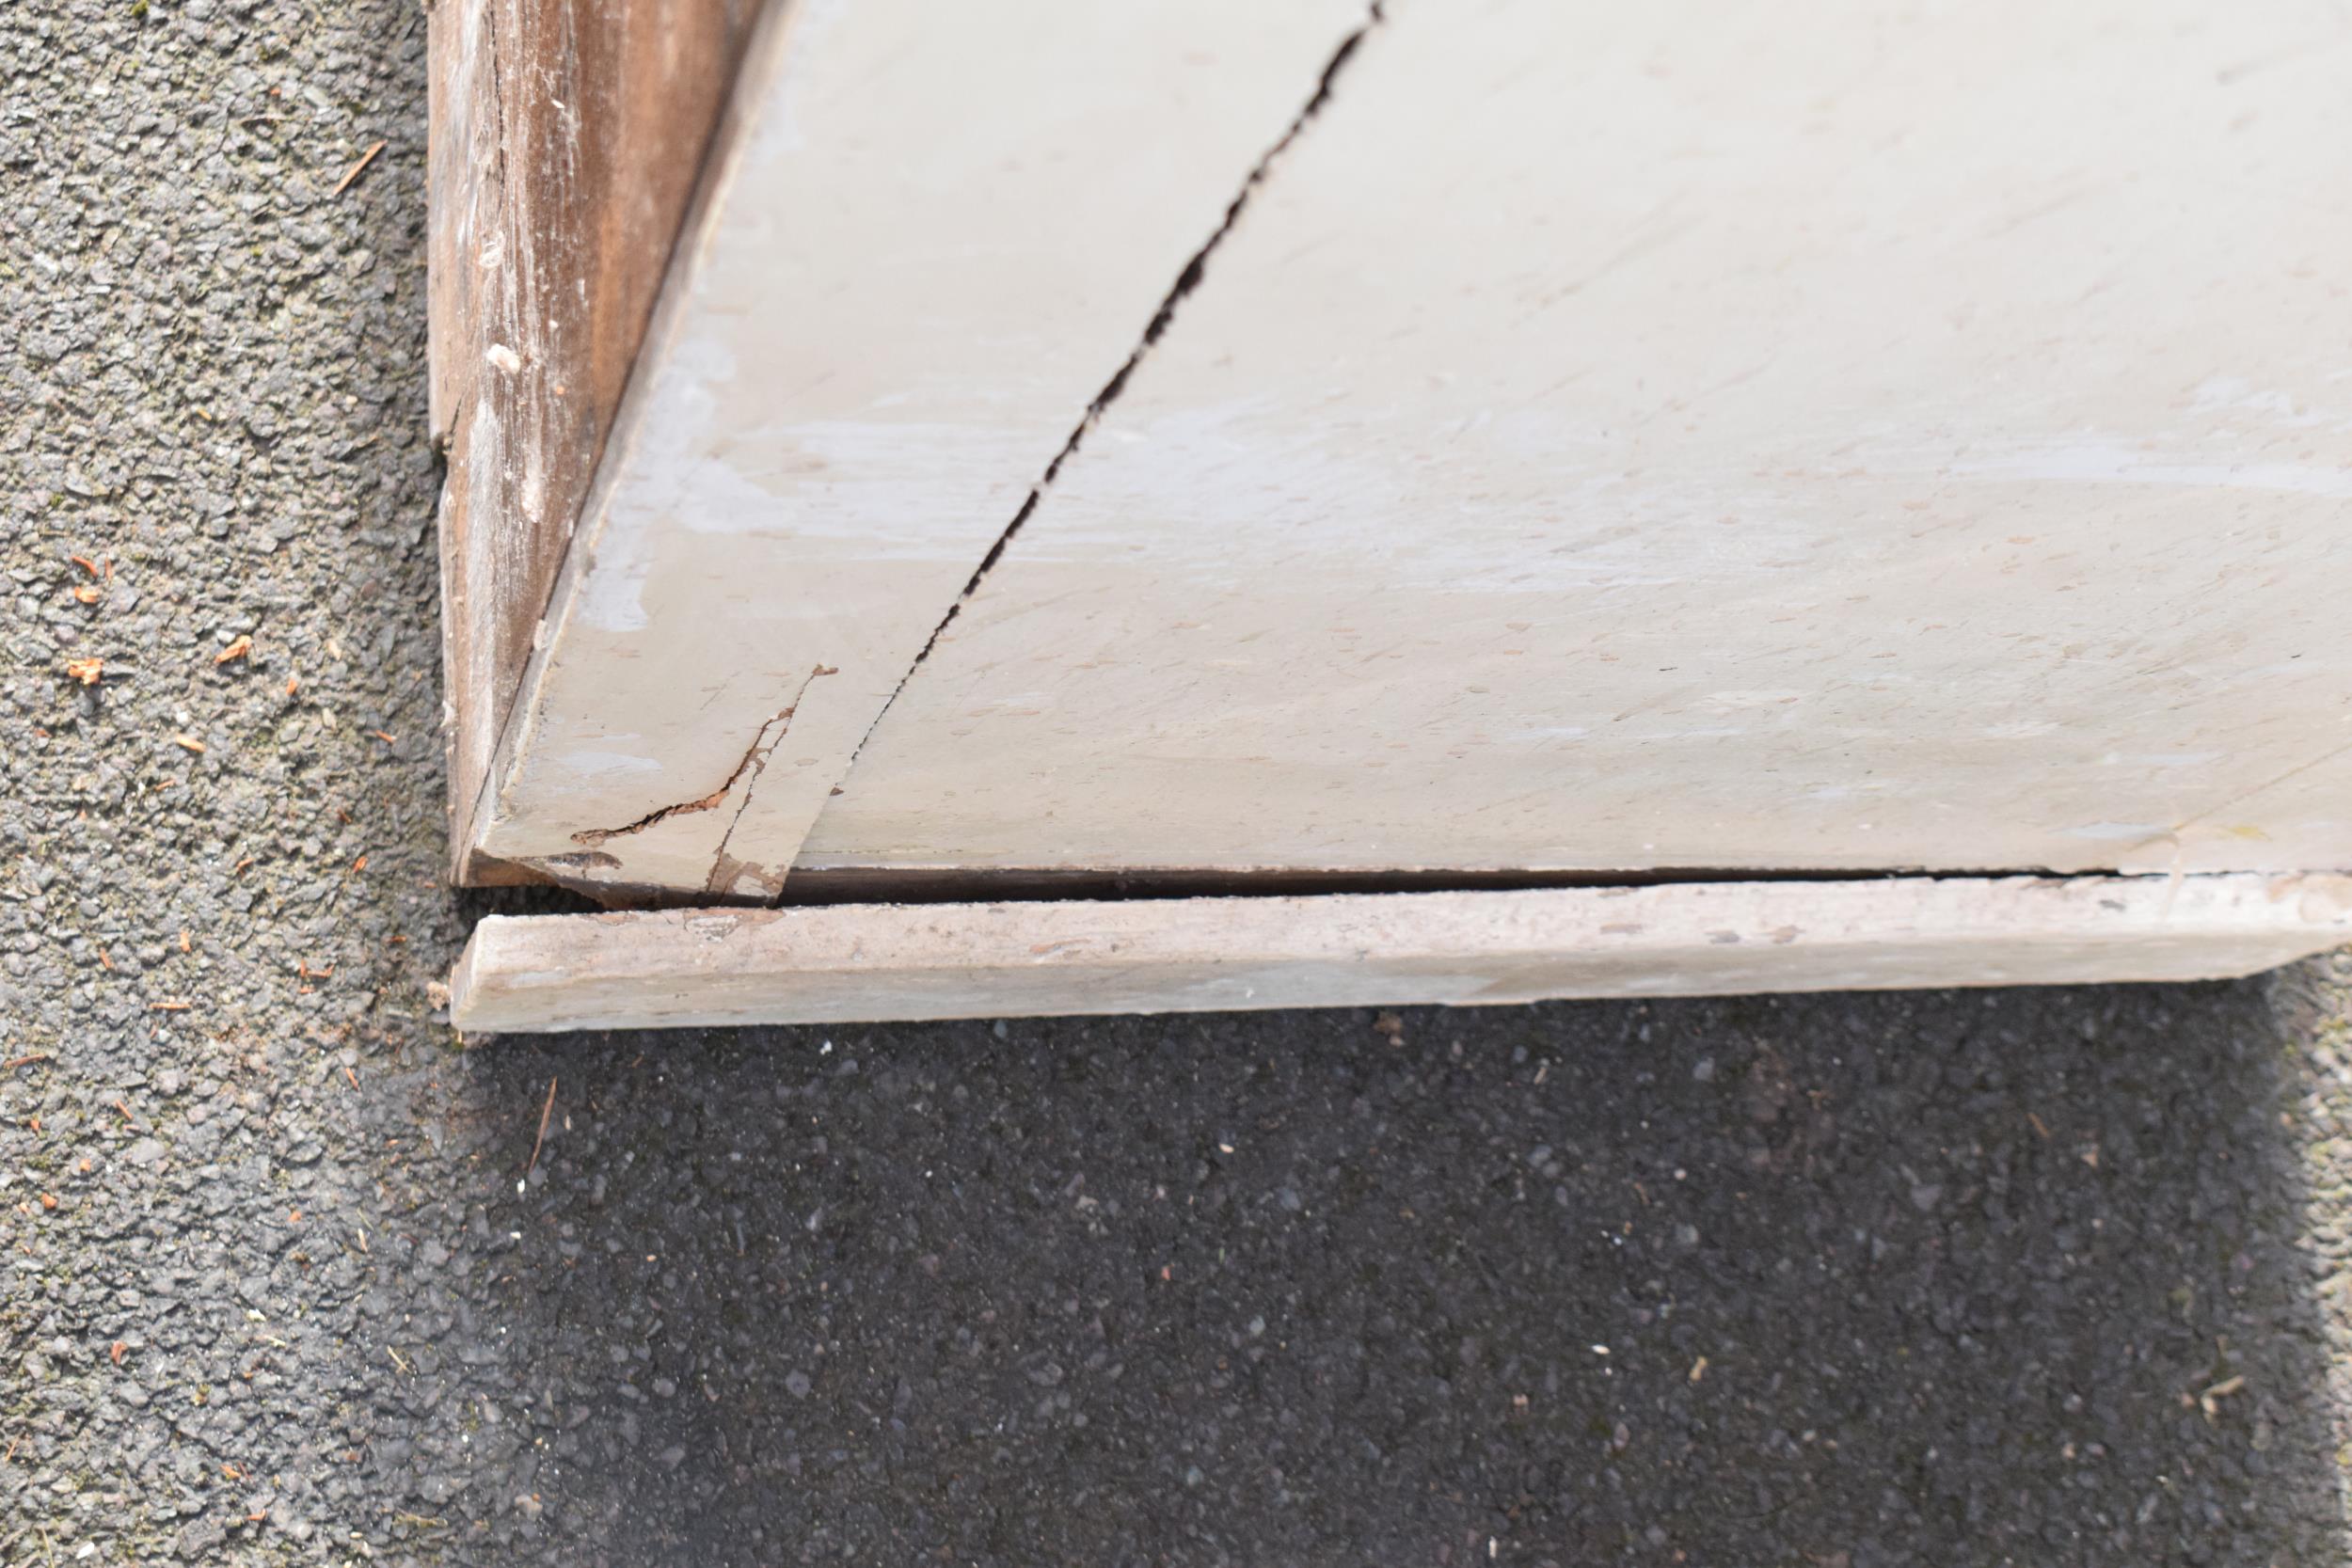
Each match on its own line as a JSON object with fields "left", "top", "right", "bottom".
{"left": 449, "top": 874, "right": 2352, "bottom": 1033}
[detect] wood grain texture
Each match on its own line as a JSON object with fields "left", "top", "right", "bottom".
{"left": 429, "top": 0, "right": 760, "bottom": 881}
{"left": 457, "top": 0, "right": 1378, "bottom": 901}
{"left": 803, "top": 0, "right": 2352, "bottom": 879}
{"left": 449, "top": 874, "right": 2352, "bottom": 1033}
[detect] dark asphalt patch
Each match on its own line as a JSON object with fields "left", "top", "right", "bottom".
{"left": 455, "top": 978, "right": 2346, "bottom": 1566}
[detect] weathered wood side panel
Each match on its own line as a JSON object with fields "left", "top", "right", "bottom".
{"left": 449, "top": 874, "right": 2352, "bottom": 1033}
{"left": 461, "top": 0, "right": 1377, "bottom": 899}
{"left": 804, "top": 0, "right": 2352, "bottom": 879}
{"left": 429, "top": 0, "right": 759, "bottom": 880}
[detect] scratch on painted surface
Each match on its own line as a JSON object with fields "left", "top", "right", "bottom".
{"left": 1957, "top": 442, "right": 2352, "bottom": 499}
{"left": 2137, "top": 732, "right": 2352, "bottom": 853}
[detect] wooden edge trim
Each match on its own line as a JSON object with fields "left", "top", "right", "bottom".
{"left": 449, "top": 872, "right": 2352, "bottom": 1033}
{"left": 432, "top": 0, "right": 769, "bottom": 885}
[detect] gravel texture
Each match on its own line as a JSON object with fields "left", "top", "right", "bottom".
{"left": 6, "top": 3, "right": 2352, "bottom": 1564}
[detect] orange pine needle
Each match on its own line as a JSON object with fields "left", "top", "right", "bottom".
{"left": 333, "top": 138, "right": 386, "bottom": 196}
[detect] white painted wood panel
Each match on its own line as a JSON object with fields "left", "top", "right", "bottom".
{"left": 450, "top": 873, "right": 2352, "bottom": 1032}
{"left": 804, "top": 0, "right": 2352, "bottom": 879}
{"left": 468, "top": 0, "right": 1375, "bottom": 896}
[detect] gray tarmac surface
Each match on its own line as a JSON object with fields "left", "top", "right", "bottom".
{"left": 6, "top": 2, "right": 2352, "bottom": 1563}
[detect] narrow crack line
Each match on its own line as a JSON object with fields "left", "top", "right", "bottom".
{"left": 705, "top": 663, "right": 839, "bottom": 890}
{"left": 2146, "top": 732, "right": 2352, "bottom": 846}
{"left": 820, "top": 2, "right": 1389, "bottom": 816}
{"left": 568, "top": 740, "right": 767, "bottom": 847}
{"left": 570, "top": 664, "right": 836, "bottom": 847}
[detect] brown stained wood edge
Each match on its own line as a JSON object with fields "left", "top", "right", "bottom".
{"left": 429, "top": 0, "right": 764, "bottom": 884}
{"left": 458, "top": 851, "right": 550, "bottom": 889}
{"left": 449, "top": 872, "right": 2352, "bottom": 1033}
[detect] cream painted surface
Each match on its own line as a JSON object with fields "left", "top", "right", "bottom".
{"left": 470, "top": 0, "right": 1375, "bottom": 895}
{"left": 450, "top": 874, "right": 2352, "bottom": 1032}
{"left": 803, "top": 0, "right": 2352, "bottom": 878}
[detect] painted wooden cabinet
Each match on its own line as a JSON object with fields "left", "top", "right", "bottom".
{"left": 433, "top": 0, "right": 2352, "bottom": 1029}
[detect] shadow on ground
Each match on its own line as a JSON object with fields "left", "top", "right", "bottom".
{"left": 421, "top": 973, "right": 2349, "bottom": 1566}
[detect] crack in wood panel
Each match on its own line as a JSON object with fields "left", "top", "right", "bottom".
{"left": 799, "top": 0, "right": 2352, "bottom": 881}
{"left": 459, "top": 0, "right": 1381, "bottom": 901}
{"left": 831, "top": 2, "right": 1390, "bottom": 808}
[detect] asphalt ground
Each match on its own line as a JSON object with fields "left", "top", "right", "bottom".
{"left": 5, "top": 3, "right": 2351, "bottom": 1563}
